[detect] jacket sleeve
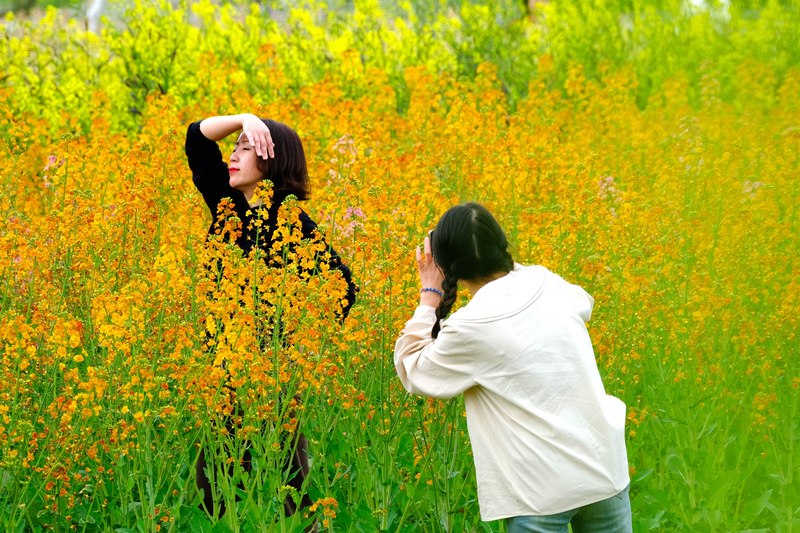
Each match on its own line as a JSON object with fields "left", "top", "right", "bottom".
{"left": 185, "top": 121, "right": 247, "bottom": 220}
{"left": 296, "top": 212, "right": 358, "bottom": 319}
{"left": 562, "top": 275, "right": 594, "bottom": 322}
{"left": 574, "top": 285, "right": 594, "bottom": 322}
{"left": 330, "top": 257, "right": 357, "bottom": 319}
{"left": 394, "top": 306, "right": 476, "bottom": 399}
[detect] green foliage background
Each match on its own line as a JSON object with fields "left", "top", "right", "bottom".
{"left": 1, "top": 0, "right": 798, "bottom": 531}
{"left": 2, "top": 0, "right": 799, "bottom": 134}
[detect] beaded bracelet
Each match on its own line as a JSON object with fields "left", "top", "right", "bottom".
{"left": 420, "top": 287, "right": 444, "bottom": 297}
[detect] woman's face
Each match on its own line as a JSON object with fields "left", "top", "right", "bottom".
{"left": 228, "top": 133, "right": 265, "bottom": 199}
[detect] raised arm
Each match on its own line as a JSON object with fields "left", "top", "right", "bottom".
{"left": 394, "top": 307, "right": 476, "bottom": 399}
{"left": 199, "top": 114, "right": 275, "bottom": 160}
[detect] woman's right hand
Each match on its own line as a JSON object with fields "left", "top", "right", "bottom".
{"left": 416, "top": 233, "right": 445, "bottom": 307}
{"left": 241, "top": 114, "right": 275, "bottom": 159}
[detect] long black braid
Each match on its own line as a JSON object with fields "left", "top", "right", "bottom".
{"left": 432, "top": 270, "right": 460, "bottom": 339}
{"left": 501, "top": 248, "right": 514, "bottom": 272}
{"left": 429, "top": 202, "right": 515, "bottom": 339}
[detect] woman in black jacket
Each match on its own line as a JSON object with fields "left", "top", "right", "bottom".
{"left": 185, "top": 113, "right": 356, "bottom": 523}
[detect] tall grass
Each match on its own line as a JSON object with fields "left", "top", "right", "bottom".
{"left": 1, "top": 0, "right": 798, "bottom": 531}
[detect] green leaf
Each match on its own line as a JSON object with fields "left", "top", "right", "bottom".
{"left": 647, "top": 510, "right": 665, "bottom": 530}
{"left": 742, "top": 489, "right": 772, "bottom": 523}
{"left": 665, "top": 452, "right": 688, "bottom": 483}
{"left": 632, "top": 468, "right": 654, "bottom": 483}
{"left": 209, "top": 520, "right": 235, "bottom": 533}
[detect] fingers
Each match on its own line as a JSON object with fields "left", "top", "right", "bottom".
{"left": 416, "top": 232, "right": 444, "bottom": 295}
{"left": 243, "top": 119, "right": 275, "bottom": 159}
{"left": 257, "top": 129, "right": 275, "bottom": 159}
{"left": 245, "top": 131, "right": 259, "bottom": 158}
{"left": 417, "top": 234, "right": 436, "bottom": 270}
{"left": 251, "top": 130, "right": 272, "bottom": 160}
{"left": 265, "top": 131, "right": 275, "bottom": 159}
{"left": 257, "top": 134, "right": 268, "bottom": 160}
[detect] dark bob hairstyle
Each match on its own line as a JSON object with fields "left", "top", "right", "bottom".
{"left": 256, "top": 119, "right": 310, "bottom": 201}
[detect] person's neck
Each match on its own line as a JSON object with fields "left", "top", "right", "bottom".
{"left": 246, "top": 187, "right": 289, "bottom": 208}
{"left": 462, "top": 271, "right": 508, "bottom": 297}
{"left": 240, "top": 187, "right": 258, "bottom": 207}
{"left": 244, "top": 188, "right": 270, "bottom": 208}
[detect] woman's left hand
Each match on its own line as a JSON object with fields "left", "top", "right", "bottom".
{"left": 416, "top": 233, "right": 444, "bottom": 306}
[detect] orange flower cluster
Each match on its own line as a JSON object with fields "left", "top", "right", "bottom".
{"left": 0, "top": 44, "right": 797, "bottom": 528}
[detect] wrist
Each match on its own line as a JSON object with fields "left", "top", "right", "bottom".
{"left": 200, "top": 115, "right": 249, "bottom": 141}
{"left": 419, "top": 287, "right": 443, "bottom": 307}
{"left": 420, "top": 287, "right": 443, "bottom": 297}
{"left": 241, "top": 112, "right": 259, "bottom": 124}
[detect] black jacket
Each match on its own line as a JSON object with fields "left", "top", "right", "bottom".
{"left": 185, "top": 121, "right": 357, "bottom": 318}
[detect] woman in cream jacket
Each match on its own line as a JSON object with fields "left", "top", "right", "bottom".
{"left": 394, "top": 202, "right": 631, "bottom": 532}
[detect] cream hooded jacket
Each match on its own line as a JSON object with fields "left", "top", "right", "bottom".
{"left": 394, "top": 264, "right": 629, "bottom": 521}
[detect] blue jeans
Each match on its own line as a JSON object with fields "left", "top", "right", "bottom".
{"left": 505, "top": 485, "right": 632, "bottom": 533}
